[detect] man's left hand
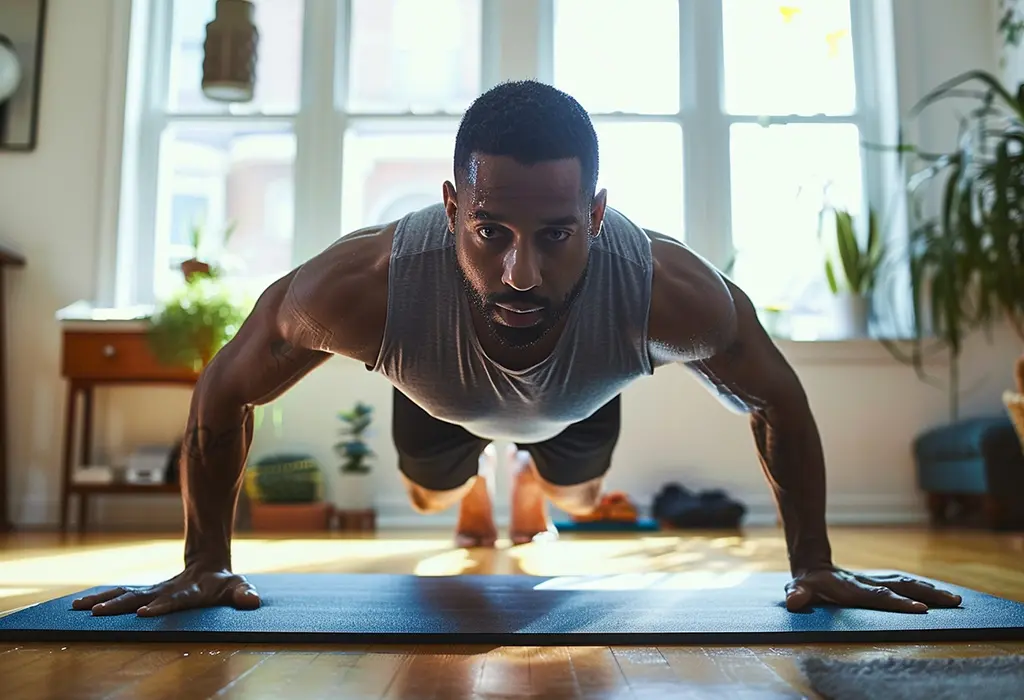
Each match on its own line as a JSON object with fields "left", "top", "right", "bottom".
{"left": 785, "top": 568, "right": 963, "bottom": 613}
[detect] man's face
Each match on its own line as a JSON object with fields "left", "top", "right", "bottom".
{"left": 443, "top": 154, "right": 607, "bottom": 349}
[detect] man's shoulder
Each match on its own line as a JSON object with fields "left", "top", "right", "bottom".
{"left": 281, "top": 222, "right": 396, "bottom": 362}
{"left": 645, "top": 231, "right": 738, "bottom": 362}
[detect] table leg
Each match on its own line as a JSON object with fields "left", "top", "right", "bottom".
{"left": 0, "top": 267, "right": 9, "bottom": 532}
{"left": 60, "top": 382, "right": 79, "bottom": 533}
{"left": 80, "top": 385, "right": 93, "bottom": 466}
{"left": 78, "top": 493, "right": 89, "bottom": 535}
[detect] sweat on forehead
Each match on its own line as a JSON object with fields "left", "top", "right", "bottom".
{"left": 457, "top": 155, "right": 591, "bottom": 216}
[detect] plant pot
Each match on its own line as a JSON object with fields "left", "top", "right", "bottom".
{"left": 180, "top": 258, "right": 211, "bottom": 282}
{"left": 829, "top": 293, "right": 871, "bottom": 338}
{"left": 1015, "top": 352, "right": 1024, "bottom": 394}
{"left": 330, "top": 472, "right": 375, "bottom": 510}
{"left": 249, "top": 500, "right": 331, "bottom": 532}
{"left": 329, "top": 472, "right": 376, "bottom": 532}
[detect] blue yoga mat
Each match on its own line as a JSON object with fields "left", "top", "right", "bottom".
{"left": 552, "top": 517, "right": 660, "bottom": 532}
{"left": 1, "top": 571, "right": 1021, "bottom": 645}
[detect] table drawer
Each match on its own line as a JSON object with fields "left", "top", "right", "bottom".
{"left": 62, "top": 331, "right": 200, "bottom": 382}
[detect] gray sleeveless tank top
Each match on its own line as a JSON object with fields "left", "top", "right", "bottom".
{"left": 371, "top": 203, "right": 654, "bottom": 443}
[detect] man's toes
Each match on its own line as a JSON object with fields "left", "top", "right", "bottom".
{"left": 509, "top": 525, "right": 558, "bottom": 546}
{"left": 456, "top": 532, "right": 497, "bottom": 548}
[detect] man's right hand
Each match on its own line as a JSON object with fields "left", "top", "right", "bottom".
{"left": 71, "top": 566, "right": 260, "bottom": 617}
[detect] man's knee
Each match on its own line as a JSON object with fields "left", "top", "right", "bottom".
{"left": 533, "top": 472, "right": 603, "bottom": 516}
{"left": 403, "top": 475, "right": 473, "bottom": 514}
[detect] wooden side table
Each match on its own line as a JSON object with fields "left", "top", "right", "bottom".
{"left": 58, "top": 303, "right": 200, "bottom": 533}
{"left": 0, "top": 245, "right": 25, "bottom": 532}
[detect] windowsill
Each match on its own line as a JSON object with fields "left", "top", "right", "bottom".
{"left": 55, "top": 300, "right": 155, "bottom": 331}
{"left": 772, "top": 334, "right": 944, "bottom": 366}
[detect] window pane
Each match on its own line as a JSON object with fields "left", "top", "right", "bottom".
{"left": 728, "top": 123, "right": 863, "bottom": 311}
{"left": 594, "top": 122, "right": 684, "bottom": 239}
{"left": 167, "top": 0, "right": 303, "bottom": 114}
{"left": 154, "top": 123, "right": 296, "bottom": 297}
{"left": 722, "top": 0, "right": 856, "bottom": 115}
{"left": 346, "top": 0, "right": 481, "bottom": 114}
{"left": 340, "top": 123, "right": 457, "bottom": 234}
{"left": 553, "top": 0, "right": 679, "bottom": 114}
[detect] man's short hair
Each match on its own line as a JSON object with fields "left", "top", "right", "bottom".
{"left": 454, "top": 80, "right": 599, "bottom": 199}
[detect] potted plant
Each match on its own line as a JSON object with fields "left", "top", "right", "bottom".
{"left": 878, "top": 69, "right": 1024, "bottom": 422}
{"left": 331, "top": 401, "right": 376, "bottom": 531}
{"left": 146, "top": 276, "right": 250, "bottom": 372}
{"left": 819, "top": 205, "right": 885, "bottom": 338}
{"left": 244, "top": 453, "right": 331, "bottom": 532}
{"left": 180, "top": 220, "right": 237, "bottom": 283}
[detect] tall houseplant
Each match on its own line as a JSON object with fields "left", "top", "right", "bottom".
{"left": 881, "top": 70, "right": 1024, "bottom": 421}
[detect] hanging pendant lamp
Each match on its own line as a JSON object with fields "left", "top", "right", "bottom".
{"left": 202, "top": 0, "right": 260, "bottom": 102}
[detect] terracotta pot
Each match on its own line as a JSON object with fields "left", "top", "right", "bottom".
{"left": 181, "top": 258, "right": 211, "bottom": 282}
{"left": 249, "top": 501, "right": 331, "bottom": 532}
{"left": 1016, "top": 352, "right": 1024, "bottom": 393}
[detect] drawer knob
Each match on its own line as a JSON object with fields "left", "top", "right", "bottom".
{"left": 102, "top": 344, "right": 117, "bottom": 358}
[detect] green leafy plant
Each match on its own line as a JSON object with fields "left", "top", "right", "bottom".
{"left": 821, "top": 206, "right": 886, "bottom": 296}
{"left": 1000, "top": 0, "right": 1024, "bottom": 47}
{"left": 878, "top": 70, "right": 1024, "bottom": 420}
{"left": 334, "top": 402, "right": 375, "bottom": 474}
{"left": 147, "top": 276, "right": 250, "bottom": 371}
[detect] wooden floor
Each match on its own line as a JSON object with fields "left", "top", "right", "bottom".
{"left": 1, "top": 526, "right": 1022, "bottom": 699}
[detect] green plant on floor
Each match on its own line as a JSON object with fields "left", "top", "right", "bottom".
{"left": 820, "top": 206, "right": 886, "bottom": 297}
{"left": 334, "top": 402, "right": 375, "bottom": 474}
{"left": 244, "top": 454, "right": 324, "bottom": 503}
{"left": 147, "top": 276, "right": 250, "bottom": 371}
{"left": 877, "top": 69, "right": 1024, "bottom": 421}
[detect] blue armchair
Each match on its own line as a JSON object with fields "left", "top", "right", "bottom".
{"left": 913, "top": 415, "right": 1024, "bottom": 530}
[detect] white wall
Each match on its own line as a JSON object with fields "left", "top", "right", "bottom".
{"left": 1, "top": 0, "right": 1019, "bottom": 531}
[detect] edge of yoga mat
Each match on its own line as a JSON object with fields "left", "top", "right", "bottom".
{"left": 2, "top": 570, "right": 1023, "bottom": 645}
{"left": 551, "top": 517, "right": 660, "bottom": 532}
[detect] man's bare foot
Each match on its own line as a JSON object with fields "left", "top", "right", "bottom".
{"left": 454, "top": 445, "right": 498, "bottom": 548}
{"left": 508, "top": 447, "right": 557, "bottom": 545}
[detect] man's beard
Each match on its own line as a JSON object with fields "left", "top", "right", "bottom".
{"left": 456, "top": 257, "right": 589, "bottom": 349}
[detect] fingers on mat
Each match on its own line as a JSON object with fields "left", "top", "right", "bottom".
{"left": 883, "top": 578, "right": 962, "bottom": 607}
{"left": 854, "top": 583, "right": 927, "bottom": 613}
{"left": 72, "top": 587, "right": 127, "bottom": 610}
{"left": 139, "top": 587, "right": 200, "bottom": 616}
{"left": 91, "top": 591, "right": 154, "bottom": 616}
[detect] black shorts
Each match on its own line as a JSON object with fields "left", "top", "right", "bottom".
{"left": 392, "top": 387, "right": 620, "bottom": 492}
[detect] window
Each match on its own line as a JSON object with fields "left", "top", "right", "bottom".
{"left": 550, "top": 0, "right": 887, "bottom": 338}
{"left": 117, "top": 0, "right": 894, "bottom": 339}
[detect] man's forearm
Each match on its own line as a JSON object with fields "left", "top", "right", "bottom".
{"left": 180, "top": 383, "right": 255, "bottom": 571}
{"left": 750, "top": 397, "right": 833, "bottom": 576}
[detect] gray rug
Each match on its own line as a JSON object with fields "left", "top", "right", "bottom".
{"left": 799, "top": 655, "right": 1024, "bottom": 700}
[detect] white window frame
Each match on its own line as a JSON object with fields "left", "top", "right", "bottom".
{"left": 538, "top": 0, "right": 902, "bottom": 298}
{"left": 102, "top": 0, "right": 902, "bottom": 324}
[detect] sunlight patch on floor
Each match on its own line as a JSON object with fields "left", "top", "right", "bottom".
{"left": 532, "top": 570, "right": 754, "bottom": 590}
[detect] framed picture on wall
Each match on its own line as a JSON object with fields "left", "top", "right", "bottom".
{"left": 0, "top": 0, "right": 47, "bottom": 152}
